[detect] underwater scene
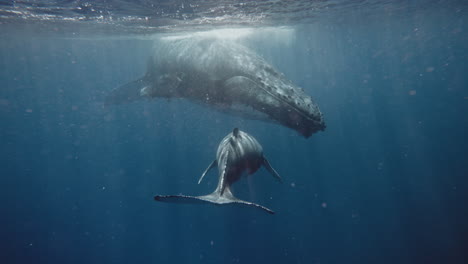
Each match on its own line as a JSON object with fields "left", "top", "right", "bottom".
{"left": 1, "top": 1, "right": 467, "bottom": 263}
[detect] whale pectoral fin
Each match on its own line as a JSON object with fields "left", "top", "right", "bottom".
{"left": 154, "top": 193, "right": 275, "bottom": 214}
{"left": 155, "top": 73, "right": 185, "bottom": 94}
{"left": 198, "top": 160, "right": 217, "bottom": 184}
{"left": 262, "top": 156, "right": 283, "bottom": 183}
{"left": 105, "top": 77, "right": 151, "bottom": 105}
{"left": 160, "top": 74, "right": 182, "bottom": 86}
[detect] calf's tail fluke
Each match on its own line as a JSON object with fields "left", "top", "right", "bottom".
{"left": 154, "top": 193, "right": 274, "bottom": 214}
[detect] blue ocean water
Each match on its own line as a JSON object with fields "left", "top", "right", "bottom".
{"left": 1, "top": 1, "right": 467, "bottom": 264}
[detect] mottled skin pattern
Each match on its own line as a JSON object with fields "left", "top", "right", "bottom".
{"left": 106, "top": 37, "right": 325, "bottom": 137}
{"left": 154, "top": 128, "right": 282, "bottom": 214}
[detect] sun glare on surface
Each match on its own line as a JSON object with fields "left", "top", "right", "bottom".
{"left": 159, "top": 27, "right": 295, "bottom": 43}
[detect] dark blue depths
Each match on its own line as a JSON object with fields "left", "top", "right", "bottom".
{"left": 1, "top": 7, "right": 467, "bottom": 264}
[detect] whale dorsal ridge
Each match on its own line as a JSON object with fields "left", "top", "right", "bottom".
{"left": 233, "top": 128, "right": 240, "bottom": 137}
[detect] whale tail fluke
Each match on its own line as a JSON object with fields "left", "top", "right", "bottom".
{"left": 154, "top": 192, "right": 274, "bottom": 214}
{"left": 154, "top": 194, "right": 212, "bottom": 205}
{"left": 104, "top": 77, "right": 150, "bottom": 106}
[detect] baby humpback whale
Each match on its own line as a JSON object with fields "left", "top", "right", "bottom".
{"left": 154, "top": 128, "right": 282, "bottom": 214}
{"left": 106, "top": 36, "right": 325, "bottom": 138}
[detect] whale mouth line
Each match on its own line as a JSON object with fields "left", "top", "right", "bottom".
{"left": 253, "top": 79, "right": 322, "bottom": 123}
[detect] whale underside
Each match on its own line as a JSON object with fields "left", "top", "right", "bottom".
{"left": 106, "top": 36, "right": 325, "bottom": 137}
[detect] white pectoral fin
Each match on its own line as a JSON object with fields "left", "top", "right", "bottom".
{"left": 158, "top": 73, "right": 184, "bottom": 89}
{"left": 263, "top": 156, "right": 283, "bottom": 183}
{"left": 139, "top": 86, "right": 151, "bottom": 96}
{"left": 105, "top": 77, "right": 151, "bottom": 105}
{"left": 198, "top": 160, "right": 217, "bottom": 184}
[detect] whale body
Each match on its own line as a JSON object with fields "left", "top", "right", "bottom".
{"left": 106, "top": 37, "right": 325, "bottom": 137}
{"left": 154, "top": 128, "right": 282, "bottom": 214}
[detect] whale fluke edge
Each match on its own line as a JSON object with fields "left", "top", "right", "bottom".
{"left": 154, "top": 193, "right": 275, "bottom": 214}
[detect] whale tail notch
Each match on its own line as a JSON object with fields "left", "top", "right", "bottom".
{"left": 154, "top": 191, "right": 275, "bottom": 214}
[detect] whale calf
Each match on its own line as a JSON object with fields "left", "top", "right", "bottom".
{"left": 154, "top": 128, "right": 282, "bottom": 214}
{"left": 106, "top": 36, "right": 325, "bottom": 137}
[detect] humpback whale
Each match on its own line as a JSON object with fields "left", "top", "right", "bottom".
{"left": 106, "top": 36, "right": 325, "bottom": 137}
{"left": 154, "top": 128, "right": 282, "bottom": 214}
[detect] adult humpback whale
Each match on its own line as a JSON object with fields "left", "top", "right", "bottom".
{"left": 106, "top": 36, "right": 325, "bottom": 137}
{"left": 154, "top": 128, "right": 282, "bottom": 214}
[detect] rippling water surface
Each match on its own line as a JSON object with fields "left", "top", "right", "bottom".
{"left": 0, "top": 0, "right": 458, "bottom": 35}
